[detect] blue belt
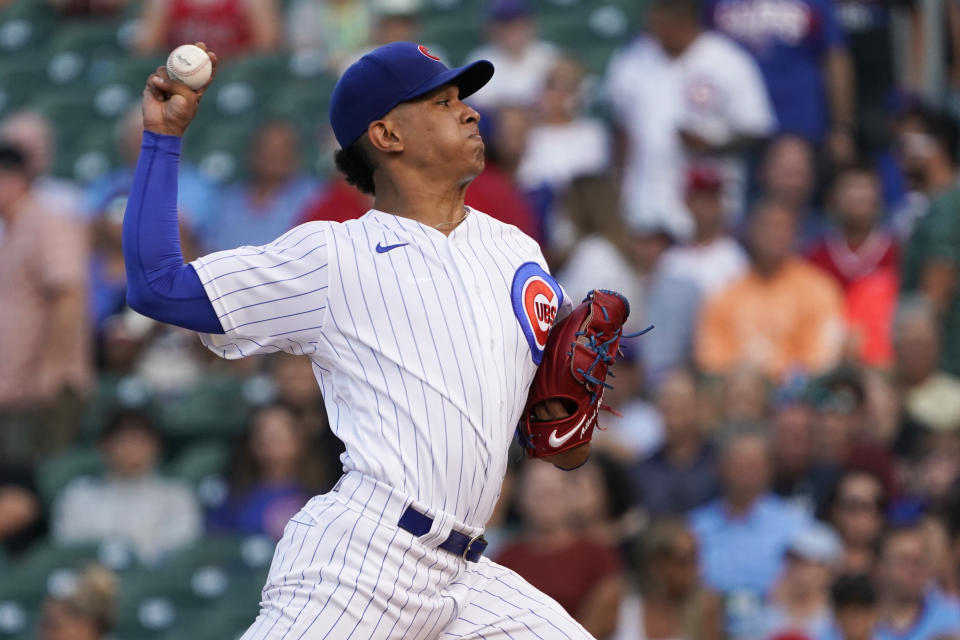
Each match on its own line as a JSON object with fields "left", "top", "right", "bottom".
{"left": 398, "top": 505, "right": 488, "bottom": 562}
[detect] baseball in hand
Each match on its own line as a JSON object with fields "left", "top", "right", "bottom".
{"left": 166, "top": 44, "right": 212, "bottom": 90}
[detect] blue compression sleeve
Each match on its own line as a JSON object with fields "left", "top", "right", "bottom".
{"left": 122, "top": 131, "right": 224, "bottom": 334}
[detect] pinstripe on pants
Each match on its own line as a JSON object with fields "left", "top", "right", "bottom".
{"left": 240, "top": 471, "right": 595, "bottom": 640}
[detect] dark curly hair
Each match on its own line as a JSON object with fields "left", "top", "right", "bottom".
{"left": 334, "top": 140, "right": 376, "bottom": 195}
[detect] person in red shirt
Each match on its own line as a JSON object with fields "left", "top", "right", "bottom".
{"left": 806, "top": 165, "right": 899, "bottom": 290}
{"left": 806, "top": 165, "right": 899, "bottom": 366}
{"left": 298, "top": 176, "right": 373, "bottom": 225}
{"left": 495, "top": 459, "right": 623, "bottom": 639}
{"left": 135, "top": 0, "right": 280, "bottom": 60}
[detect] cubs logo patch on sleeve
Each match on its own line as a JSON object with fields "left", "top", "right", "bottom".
{"left": 511, "top": 262, "right": 564, "bottom": 364}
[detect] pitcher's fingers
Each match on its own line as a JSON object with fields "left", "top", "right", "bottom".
{"left": 146, "top": 67, "right": 169, "bottom": 100}
{"left": 153, "top": 68, "right": 197, "bottom": 100}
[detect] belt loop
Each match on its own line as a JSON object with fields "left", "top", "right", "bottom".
{"left": 417, "top": 507, "right": 454, "bottom": 547}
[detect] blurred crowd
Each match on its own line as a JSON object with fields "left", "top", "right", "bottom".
{"left": 2, "top": 0, "right": 960, "bottom": 639}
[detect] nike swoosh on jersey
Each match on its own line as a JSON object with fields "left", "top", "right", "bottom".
{"left": 375, "top": 242, "right": 409, "bottom": 253}
{"left": 547, "top": 413, "right": 589, "bottom": 448}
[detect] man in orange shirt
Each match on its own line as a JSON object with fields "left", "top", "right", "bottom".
{"left": 696, "top": 199, "right": 845, "bottom": 381}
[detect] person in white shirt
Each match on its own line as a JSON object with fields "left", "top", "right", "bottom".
{"left": 52, "top": 410, "right": 201, "bottom": 564}
{"left": 516, "top": 57, "right": 611, "bottom": 192}
{"left": 605, "top": 0, "right": 775, "bottom": 240}
{"left": 466, "top": 0, "right": 560, "bottom": 109}
{"left": 555, "top": 174, "right": 644, "bottom": 333}
{"left": 662, "top": 164, "right": 748, "bottom": 297}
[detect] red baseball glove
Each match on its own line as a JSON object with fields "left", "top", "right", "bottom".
{"left": 519, "top": 289, "right": 651, "bottom": 462}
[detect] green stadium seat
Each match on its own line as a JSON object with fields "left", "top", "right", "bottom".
{"left": 0, "top": 598, "right": 35, "bottom": 639}
{"left": 46, "top": 20, "right": 123, "bottom": 56}
{"left": 0, "top": 541, "right": 102, "bottom": 601}
{"left": 0, "top": 0, "right": 58, "bottom": 55}
{"left": 159, "top": 374, "right": 250, "bottom": 442}
{"left": 165, "top": 440, "right": 230, "bottom": 490}
{"left": 215, "top": 53, "right": 294, "bottom": 90}
{"left": 36, "top": 448, "right": 104, "bottom": 507}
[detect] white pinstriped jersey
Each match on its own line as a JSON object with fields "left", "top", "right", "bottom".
{"left": 191, "top": 208, "right": 570, "bottom": 529}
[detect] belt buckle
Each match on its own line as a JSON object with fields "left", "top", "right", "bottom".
{"left": 462, "top": 534, "right": 485, "bottom": 560}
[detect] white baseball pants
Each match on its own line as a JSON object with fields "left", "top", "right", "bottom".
{"left": 239, "top": 471, "right": 595, "bottom": 640}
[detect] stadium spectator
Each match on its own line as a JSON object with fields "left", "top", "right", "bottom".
{"left": 269, "top": 354, "right": 343, "bottom": 489}
{"left": 634, "top": 220, "right": 702, "bottom": 388}
{"left": 567, "top": 453, "right": 637, "bottom": 548}
{"left": 84, "top": 106, "right": 214, "bottom": 230}
{"left": 806, "top": 164, "right": 898, "bottom": 290}
{"left": 614, "top": 518, "right": 723, "bottom": 640}
{"left": 894, "top": 296, "right": 960, "bottom": 434}
{"left": 0, "top": 142, "right": 91, "bottom": 464}
{"left": 464, "top": 106, "right": 541, "bottom": 240}
{"left": 0, "top": 466, "right": 45, "bottom": 558}
{"left": 757, "top": 134, "right": 824, "bottom": 242}
{"left": 606, "top": 0, "right": 774, "bottom": 239}
{"left": 0, "top": 110, "right": 83, "bottom": 220}
{"left": 771, "top": 402, "right": 841, "bottom": 517}
{"left": 716, "top": 365, "right": 773, "bottom": 426}
{"left": 38, "top": 565, "right": 117, "bottom": 640}
{"left": 827, "top": 574, "right": 880, "bottom": 640}
{"left": 496, "top": 460, "right": 624, "bottom": 638}
{"left": 704, "top": 0, "right": 856, "bottom": 161}
{"left": 662, "top": 165, "right": 749, "bottom": 297}
{"left": 758, "top": 523, "right": 844, "bottom": 640}
{"left": 135, "top": 0, "right": 280, "bottom": 60}
{"left": 696, "top": 199, "right": 845, "bottom": 381}
{"left": 466, "top": 0, "right": 560, "bottom": 109}
{"left": 515, "top": 57, "right": 611, "bottom": 193}
{"left": 630, "top": 369, "right": 718, "bottom": 517}
{"left": 51, "top": 410, "right": 201, "bottom": 563}
{"left": 833, "top": 0, "right": 917, "bottom": 154}
{"left": 810, "top": 366, "right": 897, "bottom": 495}
{"left": 823, "top": 469, "right": 888, "bottom": 576}
{"left": 48, "top": 0, "right": 128, "bottom": 18}
{"left": 593, "top": 351, "right": 664, "bottom": 462}
{"left": 875, "top": 525, "right": 960, "bottom": 640}
{"left": 555, "top": 174, "right": 644, "bottom": 330}
{"left": 197, "top": 121, "right": 318, "bottom": 251}
{"left": 88, "top": 192, "right": 129, "bottom": 336}
{"left": 898, "top": 106, "right": 960, "bottom": 378}
{"left": 807, "top": 164, "right": 899, "bottom": 365}
{"left": 689, "top": 428, "right": 812, "bottom": 637}
{"left": 209, "top": 404, "right": 323, "bottom": 540}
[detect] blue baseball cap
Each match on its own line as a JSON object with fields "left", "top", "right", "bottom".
{"left": 329, "top": 42, "right": 495, "bottom": 148}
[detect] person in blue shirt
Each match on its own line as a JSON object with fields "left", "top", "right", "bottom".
{"left": 875, "top": 524, "right": 960, "bottom": 640}
{"left": 208, "top": 404, "right": 326, "bottom": 541}
{"left": 689, "top": 426, "right": 812, "bottom": 638}
{"left": 195, "top": 120, "right": 319, "bottom": 252}
{"left": 83, "top": 105, "right": 216, "bottom": 232}
{"left": 704, "top": 0, "right": 856, "bottom": 161}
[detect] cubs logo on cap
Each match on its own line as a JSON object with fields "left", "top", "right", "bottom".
{"left": 511, "top": 262, "right": 564, "bottom": 364}
{"left": 418, "top": 45, "right": 441, "bottom": 61}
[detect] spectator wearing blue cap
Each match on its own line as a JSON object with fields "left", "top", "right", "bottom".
{"left": 465, "top": 0, "right": 560, "bottom": 109}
